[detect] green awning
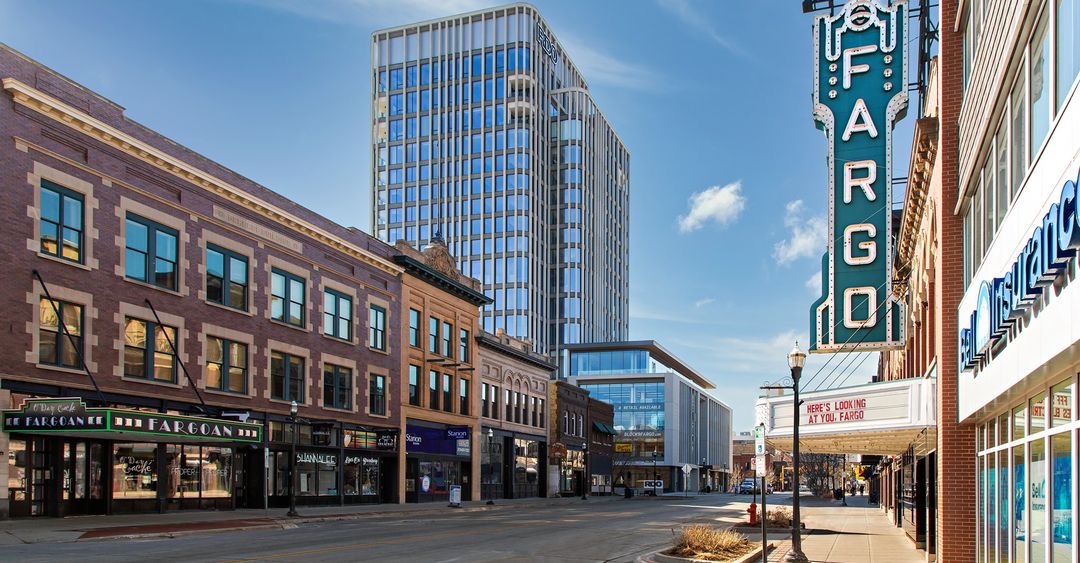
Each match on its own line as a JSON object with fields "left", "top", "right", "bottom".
{"left": 593, "top": 421, "right": 618, "bottom": 435}
{"left": 2, "top": 397, "right": 263, "bottom": 444}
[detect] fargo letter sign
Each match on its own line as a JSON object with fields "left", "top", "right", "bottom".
{"left": 810, "top": 0, "right": 907, "bottom": 352}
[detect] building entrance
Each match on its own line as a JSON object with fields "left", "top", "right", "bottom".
{"left": 8, "top": 437, "right": 107, "bottom": 517}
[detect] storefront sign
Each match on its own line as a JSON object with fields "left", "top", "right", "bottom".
{"left": 1, "top": 398, "right": 262, "bottom": 443}
{"left": 614, "top": 443, "right": 633, "bottom": 453}
{"left": 406, "top": 425, "right": 470, "bottom": 456}
{"left": 959, "top": 168, "right": 1080, "bottom": 372}
{"left": 296, "top": 451, "right": 337, "bottom": 466}
{"left": 620, "top": 430, "right": 662, "bottom": 439}
{"left": 375, "top": 429, "right": 398, "bottom": 451}
{"left": 804, "top": 397, "right": 868, "bottom": 424}
{"left": 810, "top": 0, "right": 907, "bottom": 353}
{"left": 446, "top": 427, "right": 469, "bottom": 440}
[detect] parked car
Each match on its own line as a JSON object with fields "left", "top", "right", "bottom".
{"left": 738, "top": 479, "right": 756, "bottom": 494}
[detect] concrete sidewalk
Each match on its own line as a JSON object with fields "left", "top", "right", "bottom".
{"left": 0, "top": 493, "right": 629, "bottom": 545}
{"left": 766, "top": 495, "right": 924, "bottom": 563}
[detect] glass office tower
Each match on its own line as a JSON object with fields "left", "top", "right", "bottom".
{"left": 370, "top": 4, "right": 630, "bottom": 355}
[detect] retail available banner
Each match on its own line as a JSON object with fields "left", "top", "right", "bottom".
{"left": 810, "top": 0, "right": 907, "bottom": 353}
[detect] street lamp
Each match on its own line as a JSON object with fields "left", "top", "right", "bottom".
{"left": 287, "top": 400, "right": 300, "bottom": 518}
{"left": 652, "top": 448, "right": 659, "bottom": 495}
{"left": 486, "top": 428, "right": 495, "bottom": 505}
{"left": 786, "top": 342, "right": 808, "bottom": 562}
{"left": 581, "top": 443, "right": 588, "bottom": 500}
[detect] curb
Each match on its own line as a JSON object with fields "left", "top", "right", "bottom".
{"left": 637, "top": 544, "right": 772, "bottom": 563}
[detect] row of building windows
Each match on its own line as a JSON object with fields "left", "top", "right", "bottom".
{"left": 38, "top": 181, "right": 389, "bottom": 350}
{"left": 380, "top": 130, "right": 532, "bottom": 168}
{"left": 405, "top": 308, "right": 471, "bottom": 362}
{"left": 377, "top": 47, "right": 533, "bottom": 92}
{"left": 561, "top": 411, "right": 584, "bottom": 437}
{"left": 385, "top": 105, "right": 515, "bottom": 141}
{"left": 480, "top": 383, "right": 545, "bottom": 428}
{"left": 383, "top": 198, "right": 532, "bottom": 225}
{"left": 37, "top": 298, "right": 388, "bottom": 413}
{"left": 382, "top": 153, "right": 529, "bottom": 183}
{"left": 378, "top": 176, "right": 532, "bottom": 208}
{"left": 963, "top": 0, "right": 1080, "bottom": 284}
{"left": 386, "top": 77, "right": 516, "bottom": 115}
{"left": 385, "top": 219, "right": 531, "bottom": 246}
{"left": 405, "top": 365, "right": 470, "bottom": 415}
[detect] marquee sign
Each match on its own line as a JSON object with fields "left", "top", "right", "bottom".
{"left": 1, "top": 397, "right": 262, "bottom": 443}
{"left": 959, "top": 168, "right": 1080, "bottom": 372}
{"left": 810, "top": 0, "right": 907, "bottom": 353}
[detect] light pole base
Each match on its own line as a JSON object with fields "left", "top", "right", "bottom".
{"left": 286, "top": 510, "right": 300, "bottom": 518}
{"left": 486, "top": 500, "right": 495, "bottom": 505}
{"left": 784, "top": 549, "right": 809, "bottom": 562}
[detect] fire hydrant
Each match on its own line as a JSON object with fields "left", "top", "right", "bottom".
{"left": 748, "top": 501, "right": 758, "bottom": 526}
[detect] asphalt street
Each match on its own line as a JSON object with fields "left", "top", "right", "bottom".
{"left": 0, "top": 495, "right": 752, "bottom": 562}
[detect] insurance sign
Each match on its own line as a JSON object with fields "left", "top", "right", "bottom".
{"left": 810, "top": 0, "right": 907, "bottom": 352}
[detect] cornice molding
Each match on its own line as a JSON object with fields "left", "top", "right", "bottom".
{"left": 3, "top": 77, "right": 402, "bottom": 278}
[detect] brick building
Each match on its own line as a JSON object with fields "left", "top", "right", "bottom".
{"left": 0, "top": 44, "right": 406, "bottom": 517}
{"left": 475, "top": 330, "right": 554, "bottom": 501}
{"left": 394, "top": 238, "right": 487, "bottom": 503}
{"left": 548, "top": 380, "right": 589, "bottom": 497}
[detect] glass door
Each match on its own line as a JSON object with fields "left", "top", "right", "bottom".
{"left": 64, "top": 440, "right": 106, "bottom": 515}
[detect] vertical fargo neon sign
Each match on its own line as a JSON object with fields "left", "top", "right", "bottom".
{"left": 810, "top": 0, "right": 907, "bottom": 353}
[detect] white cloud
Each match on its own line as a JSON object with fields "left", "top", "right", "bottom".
{"left": 677, "top": 182, "right": 746, "bottom": 233}
{"left": 629, "top": 304, "right": 721, "bottom": 326}
{"left": 805, "top": 271, "right": 821, "bottom": 292}
{"left": 773, "top": 200, "right": 827, "bottom": 265}
{"left": 694, "top": 297, "right": 716, "bottom": 308}
{"left": 558, "top": 35, "right": 659, "bottom": 91}
{"left": 655, "top": 0, "right": 742, "bottom": 55}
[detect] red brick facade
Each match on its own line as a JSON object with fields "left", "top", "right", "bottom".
{"left": 937, "top": 1, "right": 977, "bottom": 559}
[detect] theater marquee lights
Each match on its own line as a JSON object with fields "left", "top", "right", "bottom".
{"left": 810, "top": 0, "right": 907, "bottom": 353}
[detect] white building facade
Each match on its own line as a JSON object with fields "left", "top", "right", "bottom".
{"left": 955, "top": 1, "right": 1080, "bottom": 560}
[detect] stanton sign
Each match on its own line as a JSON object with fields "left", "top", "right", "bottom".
{"left": 959, "top": 168, "right": 1080, "bottom": 372}
{"left": 810, "top": 0, "right": 907, "bottom": 353}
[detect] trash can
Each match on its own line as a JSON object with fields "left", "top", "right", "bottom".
{"left": 624, "top": 487, "right": 634, "bottom": 498}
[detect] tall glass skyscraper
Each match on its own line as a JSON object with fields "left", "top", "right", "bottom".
{"left": 370, "top": 4, "right": 630, "bottom": 356}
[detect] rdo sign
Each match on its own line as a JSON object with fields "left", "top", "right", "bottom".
{"left": 810, "top": 0, "right": 907, "bottom": 353}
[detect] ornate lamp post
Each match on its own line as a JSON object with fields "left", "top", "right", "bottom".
{"left": 287, "top": 400, "right": 300, "bottom": 518}
{"left": 486, "top": 428, "right": 495, "bottom": 505}
{"left": 786, "top": 342, "right": 808, "bottom": 562}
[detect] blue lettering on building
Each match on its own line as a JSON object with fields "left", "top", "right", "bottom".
{"left": 959, "top": 168, "right": 1080, "bottom": 372}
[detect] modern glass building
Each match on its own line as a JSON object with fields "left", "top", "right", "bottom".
{"left": 563, "top": 341, "right": 733, "bottom": 494}
{"left": 370, "top": 3, "right": 630, "bottom": 355}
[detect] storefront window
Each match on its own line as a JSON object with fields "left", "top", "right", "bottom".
{"left": 1015, "top": 405, "right": 1028, "bottom": 440}
{"left": 203, "top": 447, "right": 232, "bottom": 498}
{"left": 1015, "top": 445, "right": 1027, "bottom": 563}
{"left": 1050, "top": 379, "right": 1073, "bottom": 428}
{"left": 1031, "top": 438, "right": 1047, "bottom": 562}
{"left": 1032, "top": 392, "right": 1047, "bottom": 434}
{"left": 989, "top": 451, "right": 999, "bottom": 560}
{"left": 113, "top": 444, "right": 156, "bottom": 499}
{"left": 1050, "top": 432, "right": 1071, "bottom": 559}
{"left": 999, "top": 449, "right": 1010, "bottom": 561}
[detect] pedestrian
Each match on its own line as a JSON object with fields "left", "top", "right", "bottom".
{"left": 859, "top": 483, "right": 864, "bottom": 496}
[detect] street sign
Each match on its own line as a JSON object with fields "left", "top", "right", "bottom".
{"left": 756, "top": 454, "right": 766, "bottom": 478}
{"left": 681, "top": 463, "right": 692, "bottom": 475}
{"left": 754, "top": 425, "right": 765, "bottom": 456}
{"left": 810, "top": 0, "right": 907, "bottom": 353}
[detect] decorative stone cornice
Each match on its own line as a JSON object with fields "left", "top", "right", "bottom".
{"left": 3, "top": 77, "right": 402, "bottom": 277}
{"left": 895, "top": 116, "right": 939, "bottom": 292}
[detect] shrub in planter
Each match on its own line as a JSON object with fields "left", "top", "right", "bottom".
{"left": 766, "top": 507, "right": 792, "bottom": 528}
{"left": 669, "top": 525, "right": 754, "bottom": 561}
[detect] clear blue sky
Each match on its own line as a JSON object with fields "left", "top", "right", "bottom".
{"left": 0, "top": 0, "right": 914, "bottom": 431}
